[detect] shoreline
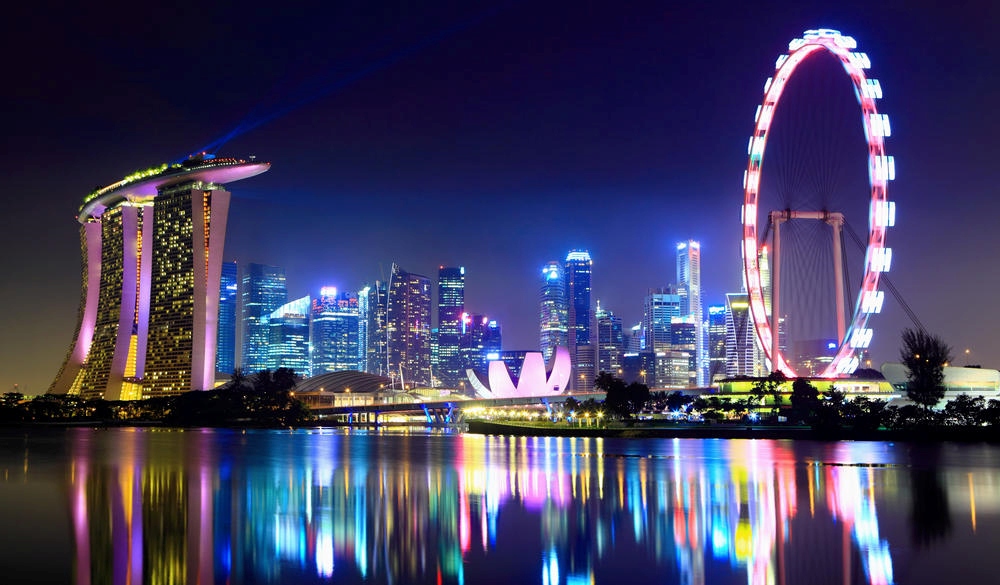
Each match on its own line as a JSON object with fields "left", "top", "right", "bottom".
{"left": 464, "top": 420, "right": 1000, "bottom": 443}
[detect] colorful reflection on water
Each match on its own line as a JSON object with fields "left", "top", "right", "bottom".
{"left": 3, "top": 429, "right": 1000, "bottom": 584}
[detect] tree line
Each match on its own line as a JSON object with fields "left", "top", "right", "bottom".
{"left": 0, "top": 368, "right": 311, "bottom": 426}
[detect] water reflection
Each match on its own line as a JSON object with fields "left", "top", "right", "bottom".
{"left": 41, "top": 430, "right": 1000, "bottom": 584}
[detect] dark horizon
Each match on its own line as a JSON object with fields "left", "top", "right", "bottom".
{"left": 1, "top": 0, "right": 997, "bottom": 394}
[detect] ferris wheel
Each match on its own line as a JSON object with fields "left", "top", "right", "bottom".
{"left": 741, "top": 29, "right": 895, "bottom": 378}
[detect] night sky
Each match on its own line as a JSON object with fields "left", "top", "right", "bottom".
{"left": 2, "top": 0, "right": 997, "bottom": 394}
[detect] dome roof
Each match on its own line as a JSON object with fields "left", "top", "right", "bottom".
{"left": 294, "top": 371, "right": 391, "bottom": 394}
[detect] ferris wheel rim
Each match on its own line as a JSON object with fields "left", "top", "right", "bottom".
{"left": 740, "top": 28, "right": 894, "bottom": 378}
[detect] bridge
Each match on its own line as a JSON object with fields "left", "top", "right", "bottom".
{"left": 308, "top": 392, "right": 606, "bottom": 425}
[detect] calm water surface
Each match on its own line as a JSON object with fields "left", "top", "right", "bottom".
{"left": 1, "top": 428, "right": 999, "bottom": 584}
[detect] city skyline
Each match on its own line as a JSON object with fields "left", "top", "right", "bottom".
{"left": 2, "top": 1, "right": 998, "bottom": 394}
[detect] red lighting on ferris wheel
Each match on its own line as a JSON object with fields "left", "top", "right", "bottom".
{"left": 741, "top": 29, "right": 895, "bottom": 378}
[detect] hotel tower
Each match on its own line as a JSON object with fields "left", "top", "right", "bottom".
{"left": 49, "top": 155, "right": 270, "bottom": 399}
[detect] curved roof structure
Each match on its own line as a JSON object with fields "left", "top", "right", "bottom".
{"left": 79, "top": 155, "right": 270, "bottom": 222}
{"left": 294, "top": 371, "right": 391, "bottom": 394}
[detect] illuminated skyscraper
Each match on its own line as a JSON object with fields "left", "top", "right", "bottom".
{"left": 643, "top": 287, "right": 681, "bottom": 353}
{"left": 364, "top": 282, "right": 389, "bottom": 377}
{"left": 725, "top": 293, "right": 757, "bottom": 377}
{"left": 358, "top": 285, "right": 371, "bottom": 373}
{"left": 241, "top": 263, "right": 287, "bottom": 373}
{"left": 460, "top": 313, "right": 501, "bottom": 375}
{"left": 49, "top": 155, "right": 269, "bottom": 398}
{"left": 387, "top": 264, "right": 432, "bottom": 388}
{"left": 268, "top": 296, "right": 311, "bottom": 375}
{"left": 707, "top": 305, "right": 727, "bottom": 383}
{"left": 539, "top": 261, "right": 568, "bottom": 361}
{"left": 596, "top": 301, "right": 624, "bottom": 376}
{"left": 437, "top": 266, "right": 465, "bottom": 389}
{"left": 311, "top": 287, "right": 360, "bottom": 375}
{"left": 216, "top": 260, "right": 238, "bottom": 376}
{"left": 677, "top": 240, "right": 705, "bottom": 386}
{"left": 565, "top": 250, "right": 594, "bottom": 391}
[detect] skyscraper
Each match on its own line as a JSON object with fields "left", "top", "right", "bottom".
{"left": 49, "top": 155, "right": 269, "bottom": 399}
{"left": 437, "top": 266, "right": 465, "bottom": 389}
{"left": 267, "top": 296, "right": 311, "bottom": 375}
{"left": 725, "top": 293, "right": 757, "bottom": 377}
{"left": 677, "top": 240, "right": 705, "bottom": 386}
{"left": 596, "top": 301, "right": 624, "bottom": 376}
{"left": 357, "top": 285, "right": 370, "bottom": 373}
{"left": 539, "top": 261, "right": 568, "bottom": 361}
{"left": 565, "top": 250, "right": 594, "bottom": 391}
{"left": 216, "top": 260, "right": 238, "bottom": 376}
{"left": 460, "top": 313, "right": 502, "bottom": 376}
{"left": 311, "top": 287, "right": 360, "bottom": 375}
{"left": 387, "top": 264, "right": 432, "bottom": 388}
{"left": 364, "top": 282, "right": 389, "bottom": 377}
{"left": 707, "top": 305, "right": 727, "bottom": 383}
{"left": 241, "top": 263, "right": 287, "bottom": 373}
{"left": 643, "top": 287, "right": 681, "bottom": 353}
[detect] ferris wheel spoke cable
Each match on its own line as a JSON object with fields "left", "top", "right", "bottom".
{"left": 843, "top": 221, "right": 926, "bottom": 334}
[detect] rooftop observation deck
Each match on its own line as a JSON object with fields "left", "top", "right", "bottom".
{"left": 78, "top": 154, "right": 270, "bottom": 222}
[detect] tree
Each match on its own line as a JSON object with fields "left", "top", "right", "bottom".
{"left": 597, "top": 374, "right": 649, "bottom": 420}
{"left": 789, "top": 378, "right": 820, "bottom": 424}
{"left": 943, "top": 394, "right": 985, "bottom": 426}
{"left": 750, "top": 371, "right": 787, "bottom": 419}
{"left": 900, "top": 328, "right": 952, "bottom": 409}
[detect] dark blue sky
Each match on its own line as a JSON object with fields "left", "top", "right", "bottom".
{"left": 1, "top": 0, "right": 997, "bottom": 393}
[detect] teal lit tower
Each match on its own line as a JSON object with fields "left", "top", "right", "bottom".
{"left": 267, "top": 296, "right": 311, "bottom": 375}
{"left": 216, "top": 260, "right": 238, "bottom": 375}
{"left": 242, "top": 263, "right": 287, "bottom": 373}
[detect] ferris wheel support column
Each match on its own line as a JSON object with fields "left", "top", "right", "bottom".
{"left": 827, "top": 213, "right": 847, "bottom": 344}
{"left": 770, "top": 211, "right": 786, "bottom": 374}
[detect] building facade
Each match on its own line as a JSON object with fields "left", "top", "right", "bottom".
{"left": 49, "top": 156, "right": 269, "bottom": 399}
{"left": 311, "top": 287, "right": 360, "bottom": 375}
{"left": 565, "top": 250, "right": 594, "bottom": 391}
{"left": 437, "top": 266, "right": 465, "bottom": 389}
{"left": 215, "top": 260, "right": 238, "bottom": 376}
{"left": 643, "top": 287, "right": 681, "bottom": 353}
{"left": 268, "top": 296, "right": 311, "bottom": 376}
{"left": 241, "top": 263, "right": 287, "bottom": 373}
{"left": 596, "top": 302, "right": 624, "bottom": 376}
{"left": 539, "top": 261, "right": 568, "bottom": 361}
{"left": 677, "top": 240, "right": 705, "bottom": 386}
{"left": 387, "top": 264, "right": 432, "bottom": 388}
{"left": 725, "top": 293, "right": 758, "bottom": 377}
{"left": 707, "top": 305, "right": 727, "bottom": 383}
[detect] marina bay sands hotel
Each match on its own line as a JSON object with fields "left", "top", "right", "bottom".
{"left": 49, "top": 155, "right": 270, "bottom": 400}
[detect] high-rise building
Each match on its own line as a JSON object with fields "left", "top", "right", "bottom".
{"left": 437, "top": 266, "right": 465, "bottom": 388}
{"left": 49, "top": 156, "right": 269, "bottom": 399}
{"left": 565, "top": 250, "right": 592, "bottom": 347}
{"left": 311, "top": 287, "right": 360, "bottom": 375}
{"left": 670, "top": 316, "right": 697, "bottom": 387}
{"left": 539, "top": 261, "right": 568, "bottom": 361}
{"left": 725, "top": 293, "right": 757, "bottom": 377}
{"left": 357, "top": 285, "right": 370, "bottom": 373}
{"left": 460, "top": 313, "right": 501, "bottom": 376}
{"left": 565, "top": 250, "right": 594, "bottom": 392}
{"left": 707, "top": 305, "right": 727, "bottom": 383}
{"left": 267, "top": 296, "right": 311, "bottom": 375}
{"left": 241, "top": 263, "right": 287, "bottom": 373}
{"left": 596, "top": 301, "right": 624, "bottom": 376}
{"left": 216, "top": 260, "right": 238, "bottom": 376}
{"left": 387, "top": 264, "right": 432, "bottom": 388}
{"left": 364, "top": 282, "right": 389, "bottom": 377}
{"left": 643, "top": 287, "right": 681, "bottom": 353}
{"left": 677, "top": 240, "right": 706, "bottom": 386}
